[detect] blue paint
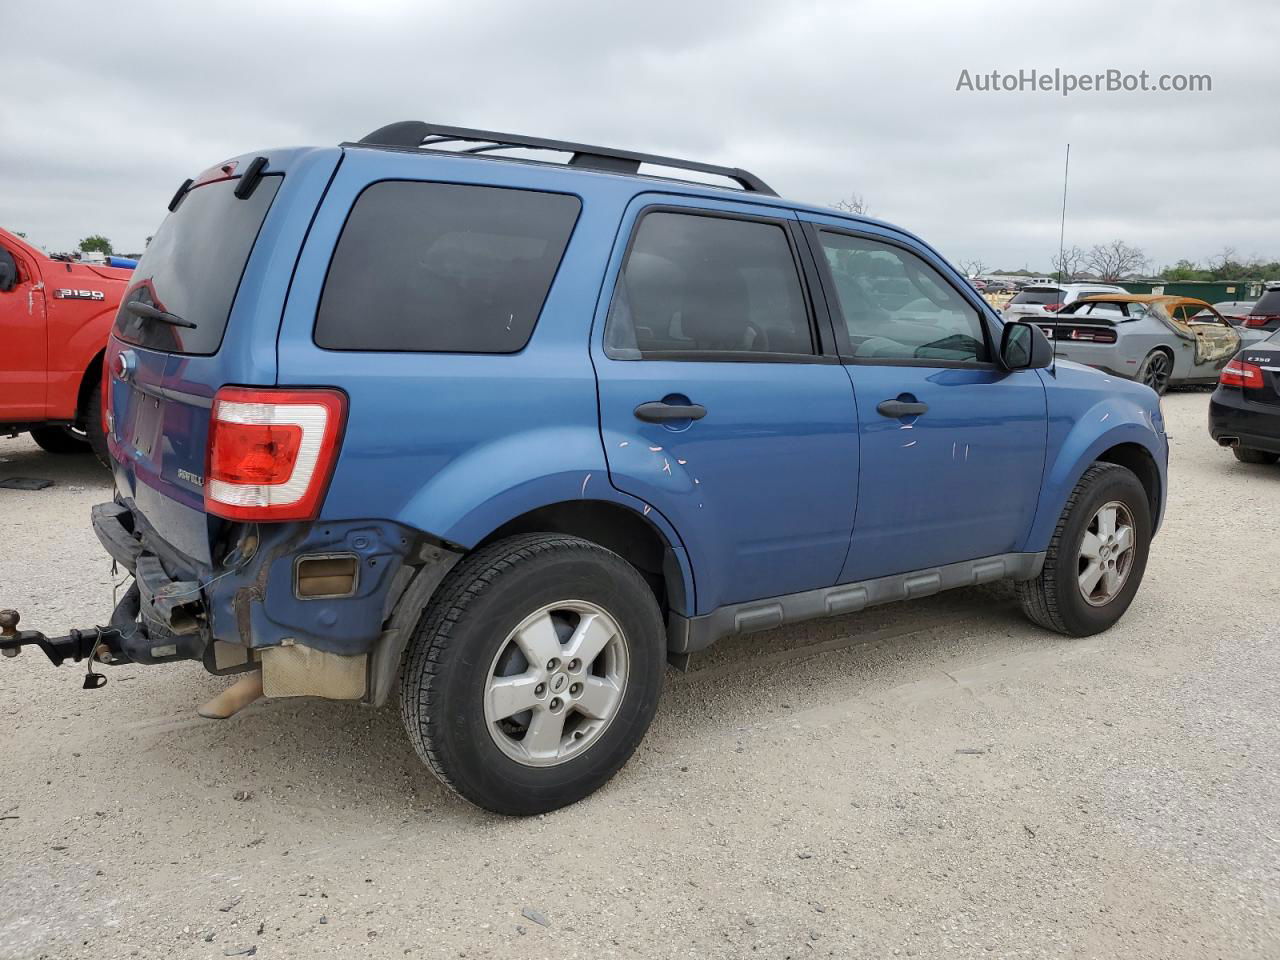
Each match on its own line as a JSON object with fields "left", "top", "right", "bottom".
{"left": 102, "top": 139, "right": 1167, "bottom": 652}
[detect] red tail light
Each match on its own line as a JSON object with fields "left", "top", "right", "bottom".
{"left": 1042, "top": 303, "right": 1064, "bottom": 313}
{"left": 1066, "top": 326, "right": 1118, "bottom": 343}
{"left": 205, "top": 387, "right": 347, "bottom": 521}
{"left": 1244, "top": 314, "right": 1276, "bottom": 328}
{"left": 1219, "top": 359, "right": 1264, "bottom": 389}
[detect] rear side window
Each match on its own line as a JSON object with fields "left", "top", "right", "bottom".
{"left": 1010, "top": 288, "right": 1064, "bottom": 305}
{"left": 316, "top": 182, "right": 580, "bottom": 353}
{"left": 114, "top": 175, "right": 282, "bottom": 355}
{"left": 604, "top": 210, "right": 813, "bottom": 359}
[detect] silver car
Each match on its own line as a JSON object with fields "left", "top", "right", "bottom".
{"left": 1036, "top": 295, "right": 1240, "bottom": 394}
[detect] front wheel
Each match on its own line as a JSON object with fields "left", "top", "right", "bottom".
{"left": 399, "top": 534, "right": 665, "bottom": 815}
{"left": 1016, "top": 462, "right": 1152, "bottom": 636}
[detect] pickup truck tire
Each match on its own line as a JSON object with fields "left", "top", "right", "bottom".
{"left": 29, "top": 425, "right": 90, "bottom": 454}
{"left": 82, "top": 384, "right": 110, "bottom": 466}
{"left": 399, "top": 533, "right": 665, "bottom": 815}
{"left": 1016, "top": 462, "right": 1151, "bottom": 637}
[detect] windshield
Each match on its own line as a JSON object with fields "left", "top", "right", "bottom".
{"left": 113, "top": 175, "right": 282, "bottom": 355}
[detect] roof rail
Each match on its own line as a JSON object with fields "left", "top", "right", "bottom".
{"left": 351, "top": 121, "right": 777, "bottom": 196}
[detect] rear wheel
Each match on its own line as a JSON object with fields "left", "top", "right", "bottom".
{"left": 1016, "top": 462, "right": 1151, "bottom": 636}
{"left": 1137, "top": 349, "right": 1173, "bottom": 395}
{"left": 1233, "top": 446, "right": 1279, "bottom": 465}
{"left": 28, "top": 425, "right": 90, "bottom": 454}
{"left": 399, "top": 534, "right": 665, "bottom": 815}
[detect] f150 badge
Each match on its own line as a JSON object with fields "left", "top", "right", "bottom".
{"left": 54, "top": 288, "right": 105, "bottom": 300}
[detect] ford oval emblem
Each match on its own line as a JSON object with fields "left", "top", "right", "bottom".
{"left": 115, "top": 349, "right": 137, "bottom": 382}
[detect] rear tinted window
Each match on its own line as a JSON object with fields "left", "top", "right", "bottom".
{"left": 1253, "top": 290, "right": 1280, "bottom": 315}
{"left": 113, "top": 176, "right": 282, "bottom": 355}
{"left": 315, "top": 182, "right": 580, "bottom": 353}
{"left": 1010, "top": 288, "right": 1064, "bottom": 305}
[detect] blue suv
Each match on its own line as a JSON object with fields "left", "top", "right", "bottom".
{"left": 1, "top": 122, "right": 1168, "bottom": 814}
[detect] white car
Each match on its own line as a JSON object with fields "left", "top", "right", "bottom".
{"left": 1003, "top": 283, "right": 1127, "bottom": 322}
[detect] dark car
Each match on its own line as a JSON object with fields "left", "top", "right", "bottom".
{"left": 1242, "top": 285, "right": 1280, "bottom": 333}
{"left": 1209, "top": 327, "right": 1280, "bottom": 464}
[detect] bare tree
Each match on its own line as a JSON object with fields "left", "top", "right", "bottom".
{"left": 1086, "top": 240, "right": 1147, "bottom": 282}
{"left": 1209, "top": 246, "right": 1238, "bottom": 272}
{"left": 1050, "top": 245, "right": 1087, "bottom": 282}
{"left": 958, "top": 258, "right": 987, "bottom": 278}
{"left": 832, "top": 192, "right": 870, "bottom": 216}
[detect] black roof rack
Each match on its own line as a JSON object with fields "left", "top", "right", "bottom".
{"left": 351, "top": 121, "right": 777, "bottom": 196}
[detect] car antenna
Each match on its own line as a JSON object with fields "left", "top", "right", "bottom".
{"left": 1052, "top": 143, "right": 1070, "bottom": 375}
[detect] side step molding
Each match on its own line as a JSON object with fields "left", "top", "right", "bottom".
{"left": 666, "top": 552, "right": 1045, "bottom": 654}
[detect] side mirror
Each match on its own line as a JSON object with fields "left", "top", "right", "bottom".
{"left": 0, "top": 248, "right": 16, "bottom": 293}
{"left": 1000, "top": 320, "right": 1053, "bottom": 370}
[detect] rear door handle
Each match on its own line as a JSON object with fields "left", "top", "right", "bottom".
{"left": 876, "top": 399, "right": 928, "bottom": 418}
{"left": 634, "top": 401, "right": 707, "bottom": 422}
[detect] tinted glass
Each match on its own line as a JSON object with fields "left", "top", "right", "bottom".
{"left": 113, "top": 176, "right": 282, "bottom": 355}
{"left": 819, "top": 232, "right": 988, "bottom": 362}
{"left": 605, "top": 212, "right": 812, "bottom": 358}
{"left": 1010, "top": 288, "right": 1065, "bottom": 305}
{"left": 316, "top": 182, "right": 580, "bottom": 353}
{"left": 1252, "top": 290, "right": 1280, "bottom": 315}
{"left": 1085, "top": 301, "right": 1125, "bottom": 316}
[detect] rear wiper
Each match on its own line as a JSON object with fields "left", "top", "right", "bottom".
{"left": 126, "top": 301, "right": 197, "bottom": 329}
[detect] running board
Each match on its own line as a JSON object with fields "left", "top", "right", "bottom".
{"left": 666, "top": 552, "right": 1046, "bottom": 654}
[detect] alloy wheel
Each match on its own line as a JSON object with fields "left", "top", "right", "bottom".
{"left": 483, "top": 600, "right": 629, "bottom": 767}
{"left": 1077, "top": 500, "right": 1136, "bottom": 606}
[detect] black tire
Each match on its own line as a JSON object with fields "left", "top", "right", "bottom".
{"left": 1016, "top": 462, "right": 1151, "bottom": 637}
{"left": 400, "top": 533, "right": 665, "bottom": 815}
{"left": 82, "top": 383, "right": 110, "bottom": 467}
{"left": 28, "top": 425, "right": 90, "bottom": 454}
{"left": 1233, "top": 446, "right": 1279, "bottom": 465}
{"left": 1137, "top": 349, "right": 1173, "bottom": 395}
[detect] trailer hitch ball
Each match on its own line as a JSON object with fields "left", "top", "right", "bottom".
{"left": 1, "top": 610, "right": 20, "bottom": 657}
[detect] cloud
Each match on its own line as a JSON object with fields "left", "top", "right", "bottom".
{"left": 2, "top": 0, "right": 1276, "bottom": 269}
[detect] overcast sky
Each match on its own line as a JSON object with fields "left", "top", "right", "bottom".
{"left": 3, "top": 0, "right": 1276, "bottom": 272}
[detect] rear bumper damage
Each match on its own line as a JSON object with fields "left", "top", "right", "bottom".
{"left": 3, "top": 499, "right": 461, "bottom": 706}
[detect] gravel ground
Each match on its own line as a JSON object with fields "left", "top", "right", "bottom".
{"left": 1, "top": 391, "right": 1277, "bottom": 960}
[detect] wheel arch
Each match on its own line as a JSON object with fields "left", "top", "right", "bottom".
{"left": 1027, "top": 412, "right": 1167, "bottom": 552}
{"left": 75, "top": 349, "right": 106, "bottom": 421}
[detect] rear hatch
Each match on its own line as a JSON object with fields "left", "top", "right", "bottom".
{"left": 104, "top": 149, "right": 340, "bottom": 569}
{"left": 1244, "top": 289, "right": 1280, "bottom": 332}
{"left": 1004, "top": 286, "right": 1064, "bottom": 320}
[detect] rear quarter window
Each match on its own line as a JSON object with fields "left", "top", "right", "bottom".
{"left": 315, "top": 181, "right": 581, "bottom": 353}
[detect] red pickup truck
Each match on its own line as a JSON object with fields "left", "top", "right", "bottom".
{"left": 0, "top": 228, "right": 132, "bottom": 462}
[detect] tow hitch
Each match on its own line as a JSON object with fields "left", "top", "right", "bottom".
{"left": 0, "top": 609, "right": 128, "bottom": 689}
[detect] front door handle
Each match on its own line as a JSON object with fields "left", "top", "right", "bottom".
{"left": 876, "top": 399, "right": 928, "bottom": 418}
{"left": 634, "top": 401, "right": 707, "bottom": 422}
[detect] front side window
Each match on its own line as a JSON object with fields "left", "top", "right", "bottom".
{"left": 316, "top": 182, "right": 580, "bottom": 353}
{"left": 605, "top": 211, "right": 814, "bottom": 359}
{"left": 818, "top": 232, "right": 988, "bottom": 363}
